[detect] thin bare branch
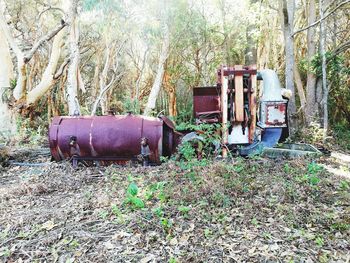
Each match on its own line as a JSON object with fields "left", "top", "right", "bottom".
{"left": 91, "top": 75, "right": 116, "bottom": 116}
{"left": 292, "top": 0, "right": 350, "bottom": 36}
{"left": 36, "top": 6, "right": 65, "bottom": 21}
{"left": 54, "top": 58, "right": 70, "bottom": 79}
{"left": 24, "top": 22, "right": 67, "bottom": 63}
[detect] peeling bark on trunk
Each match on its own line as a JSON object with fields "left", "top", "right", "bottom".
{"left": 66, "top": 0, "right": 81, "bottom": 116}
{"left": 135, "top": 48, "right": 148, "bottom": 99}
{"left": 1, "top": 3, "right": 67, "bottom": 104}
{"left": 0, "top": 9, "right": 25, "bottom": 101}
{"left": 60, "top": 70, "right": 69, "bottom": 114}
{"left": 281, "top": 0, "right": 297, "bottom": 129}
{"left": 92, "top": 55, "right": 101, "bottom": 102}
{"left": 168, "top": 88, "right": 177, "bottom": 117}
{"left": 91, "top": 41, "right": 120, "bottom": 116}
{"left": 319, "top": 0, "right": 328, "bottom": 140}
{"left": 99, "top": 43, "right": 112, "bottom": 115}
{"left": 0, "top": 23, "right": 16, "bottom": 136}
{"left": 163, "top": 71, "right": 177, "bottom": 117}
{"left": 305, "top": 0, "right": 317, "bottom": 124}
{"left": 26, "top": 30, "right": 65, "bottom": 105}
{"left": 316, "top": 77, "right": 323, "bottom": 113}
{"left": 91, "top": 75, "right": 115, "bottom": 116}
{"left": 294, "top": 63, "right": 306, "bottom": 112}
{"left": 143, "top": 25, "right": 170, "bottom": 116}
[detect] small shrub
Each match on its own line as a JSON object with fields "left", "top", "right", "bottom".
{"left": 160, "top": 217, "right": 172, "bottom": 233}
{"left": 152, "top": 206, "right": 165, "bottom": 217}
{"left": 339, "top": 180, "right": 349, "bottom": 191}
{"left": 315, "top": 236, "right": 324, "bottom": 247}
{"left": 124, "top": 182, "right": 145, "bottom": 209}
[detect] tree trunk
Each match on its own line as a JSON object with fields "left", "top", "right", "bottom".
{"left": 92, "top": 54, "right": 101, "bottom": 102}
{"left": 168, "top": 88, "right": 177, "bottom": 117}
{"left": 305, "top": 0, "right": 317, "bottom": 124}
{"left": 163, "top": 71, "right": 177, "bottom": 117}
{"left": 245, "top": 26, "right": 257, "bottom": 65}
{"left": 66, "top": 0, "right": 81, "bottom": 116}
{"left": 0, "top": 7, "right": 24, "bottom": 101}
{"left": 219, "top": 0, "right": 231, "bottom": 65}
{"left": 0, "top": 22, "right": 16, "bottom": 136}
{"left": 143, "top": 24, "right": 170, "bottom": 116}
{"left": 316, "top": 77, "right": 323, "bottom": 113}
{"left": 294, "top": 63, "right": 306, "bottom": 112}
{"left": 319, "top": 0, "right": 328, "bottom": 140}
{"left": 26, "top": 30, "right": 65, "bottom": 105}
{"left": 245, "top": 9, "right": 257, "bottom": 66}
{"left": 100, "top": 43, "right": 111, "bottom": 115}
{"left": 281, "top": 0, "right": 297, "bottom": 129}
{"left": 60, "top": 71, "right": 69, "bottom": 114}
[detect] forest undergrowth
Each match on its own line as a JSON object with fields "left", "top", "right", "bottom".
{"left": 0, "top": 146, "right": 349, "bottom": 262}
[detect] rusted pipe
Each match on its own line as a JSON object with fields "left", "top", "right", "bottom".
{"left": 220, "top": 66, "right": 228, "bottom": 157}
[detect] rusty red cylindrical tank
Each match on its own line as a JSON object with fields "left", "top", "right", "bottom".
{"left": 49, "top": 114, "right": 180, "bottom": 164}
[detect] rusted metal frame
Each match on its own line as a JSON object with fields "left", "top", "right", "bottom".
{"left": 193, "top": 86, "right": 220, "bottom": 96}
{"left": 196, "top": 110, "right": 221, "bottom": 115}
{"left": 72, "top": 156, "right": 138, "bottom": 161}
{"left": 193, "top": 86, "right": 221, "bottom": 121}
{"left": 228, "top": 78, "right": 234, "bottom": 124}
{"left": 49, "top": 116, "right": 62, "bottom": 161}
{"left": 221, "top": 66, "right": 229, "bottom": 157}
{"left": 198, "top": 118, "right": 220, "bottom": 123}
{"left": 229, "top": 88, "right": 251, "bottom": 93}
{"left": 248, "top": 65, "right": 257, "bottom": 143}
{"left": 234, "top": 65, "right": 244, "bottom": 122}
{"left": 217, "top": 69, "right": 257, "bottom": 85}
{"left": 222, "top": 69, "right": 257, "bottom": 76}
{"left": 196, "top": 109, "right": 221, "bottom": 124}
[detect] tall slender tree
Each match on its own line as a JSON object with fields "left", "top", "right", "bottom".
{"left": 143, "top": 1, "right": 170, "bottom": 116}
{"left": 305, "top": 0, "right": 317, "bottom": 124}
{"left": 319, "top": 0, "right": 328, "bottom": 139}
{"left": 66, "top": 0, "right": 83, "bottom": 115}
{"left": 281, "top": 0, "right": 297, "bottom": 128}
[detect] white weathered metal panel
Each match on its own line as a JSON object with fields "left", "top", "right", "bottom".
{"left": 228, "top": 124, "right": 249, "bottom": 144}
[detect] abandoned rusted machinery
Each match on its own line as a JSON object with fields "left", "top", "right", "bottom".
{"left": 49, "top": 65, "right": 290, "bottom": 165}
{"left": 193, "top": 65, "right": 289, "bottom": 156}
{"left": 49, "top": 114, "right": 181, "bottom": 165}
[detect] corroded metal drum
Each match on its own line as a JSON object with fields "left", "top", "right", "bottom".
{"left": 49, "top": 114, "right": 179, "bottom": 164}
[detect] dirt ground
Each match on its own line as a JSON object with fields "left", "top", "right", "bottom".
{"left": 0, "top": 147, "right": 349, "bottom": 262}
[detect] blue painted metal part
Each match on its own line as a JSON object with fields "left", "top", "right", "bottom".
{"left": 239, "top": 128, "right": 282, "bottom": 156}
{"left": 261, "top": 128, "right": 282, "bottom": 148}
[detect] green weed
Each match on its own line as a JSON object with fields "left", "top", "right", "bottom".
{"left": 124, "top": 182, "right": 145, "bottom": 209}
{"left": 178, "top": 205, "right": 191, "bottom": 216}
{"left": 339, "top": 180, "right": 349, "bottom": 190}
{"left": 315, "top": 236, "right": 324, "bottom": 247}
{"left": 160, "top": 217, "right": 172, "bottom": 233}
{"left": 204, "top": 228, "right": 212, "bottom": 238}
{"left": 251, "top": 218, "right": 259, "bottom": 226}
{"left": 153, "top": 206, "right": 165, "bottom": 217}
{"left": 99, "top": 210, "right": 109, "bottom": 220}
